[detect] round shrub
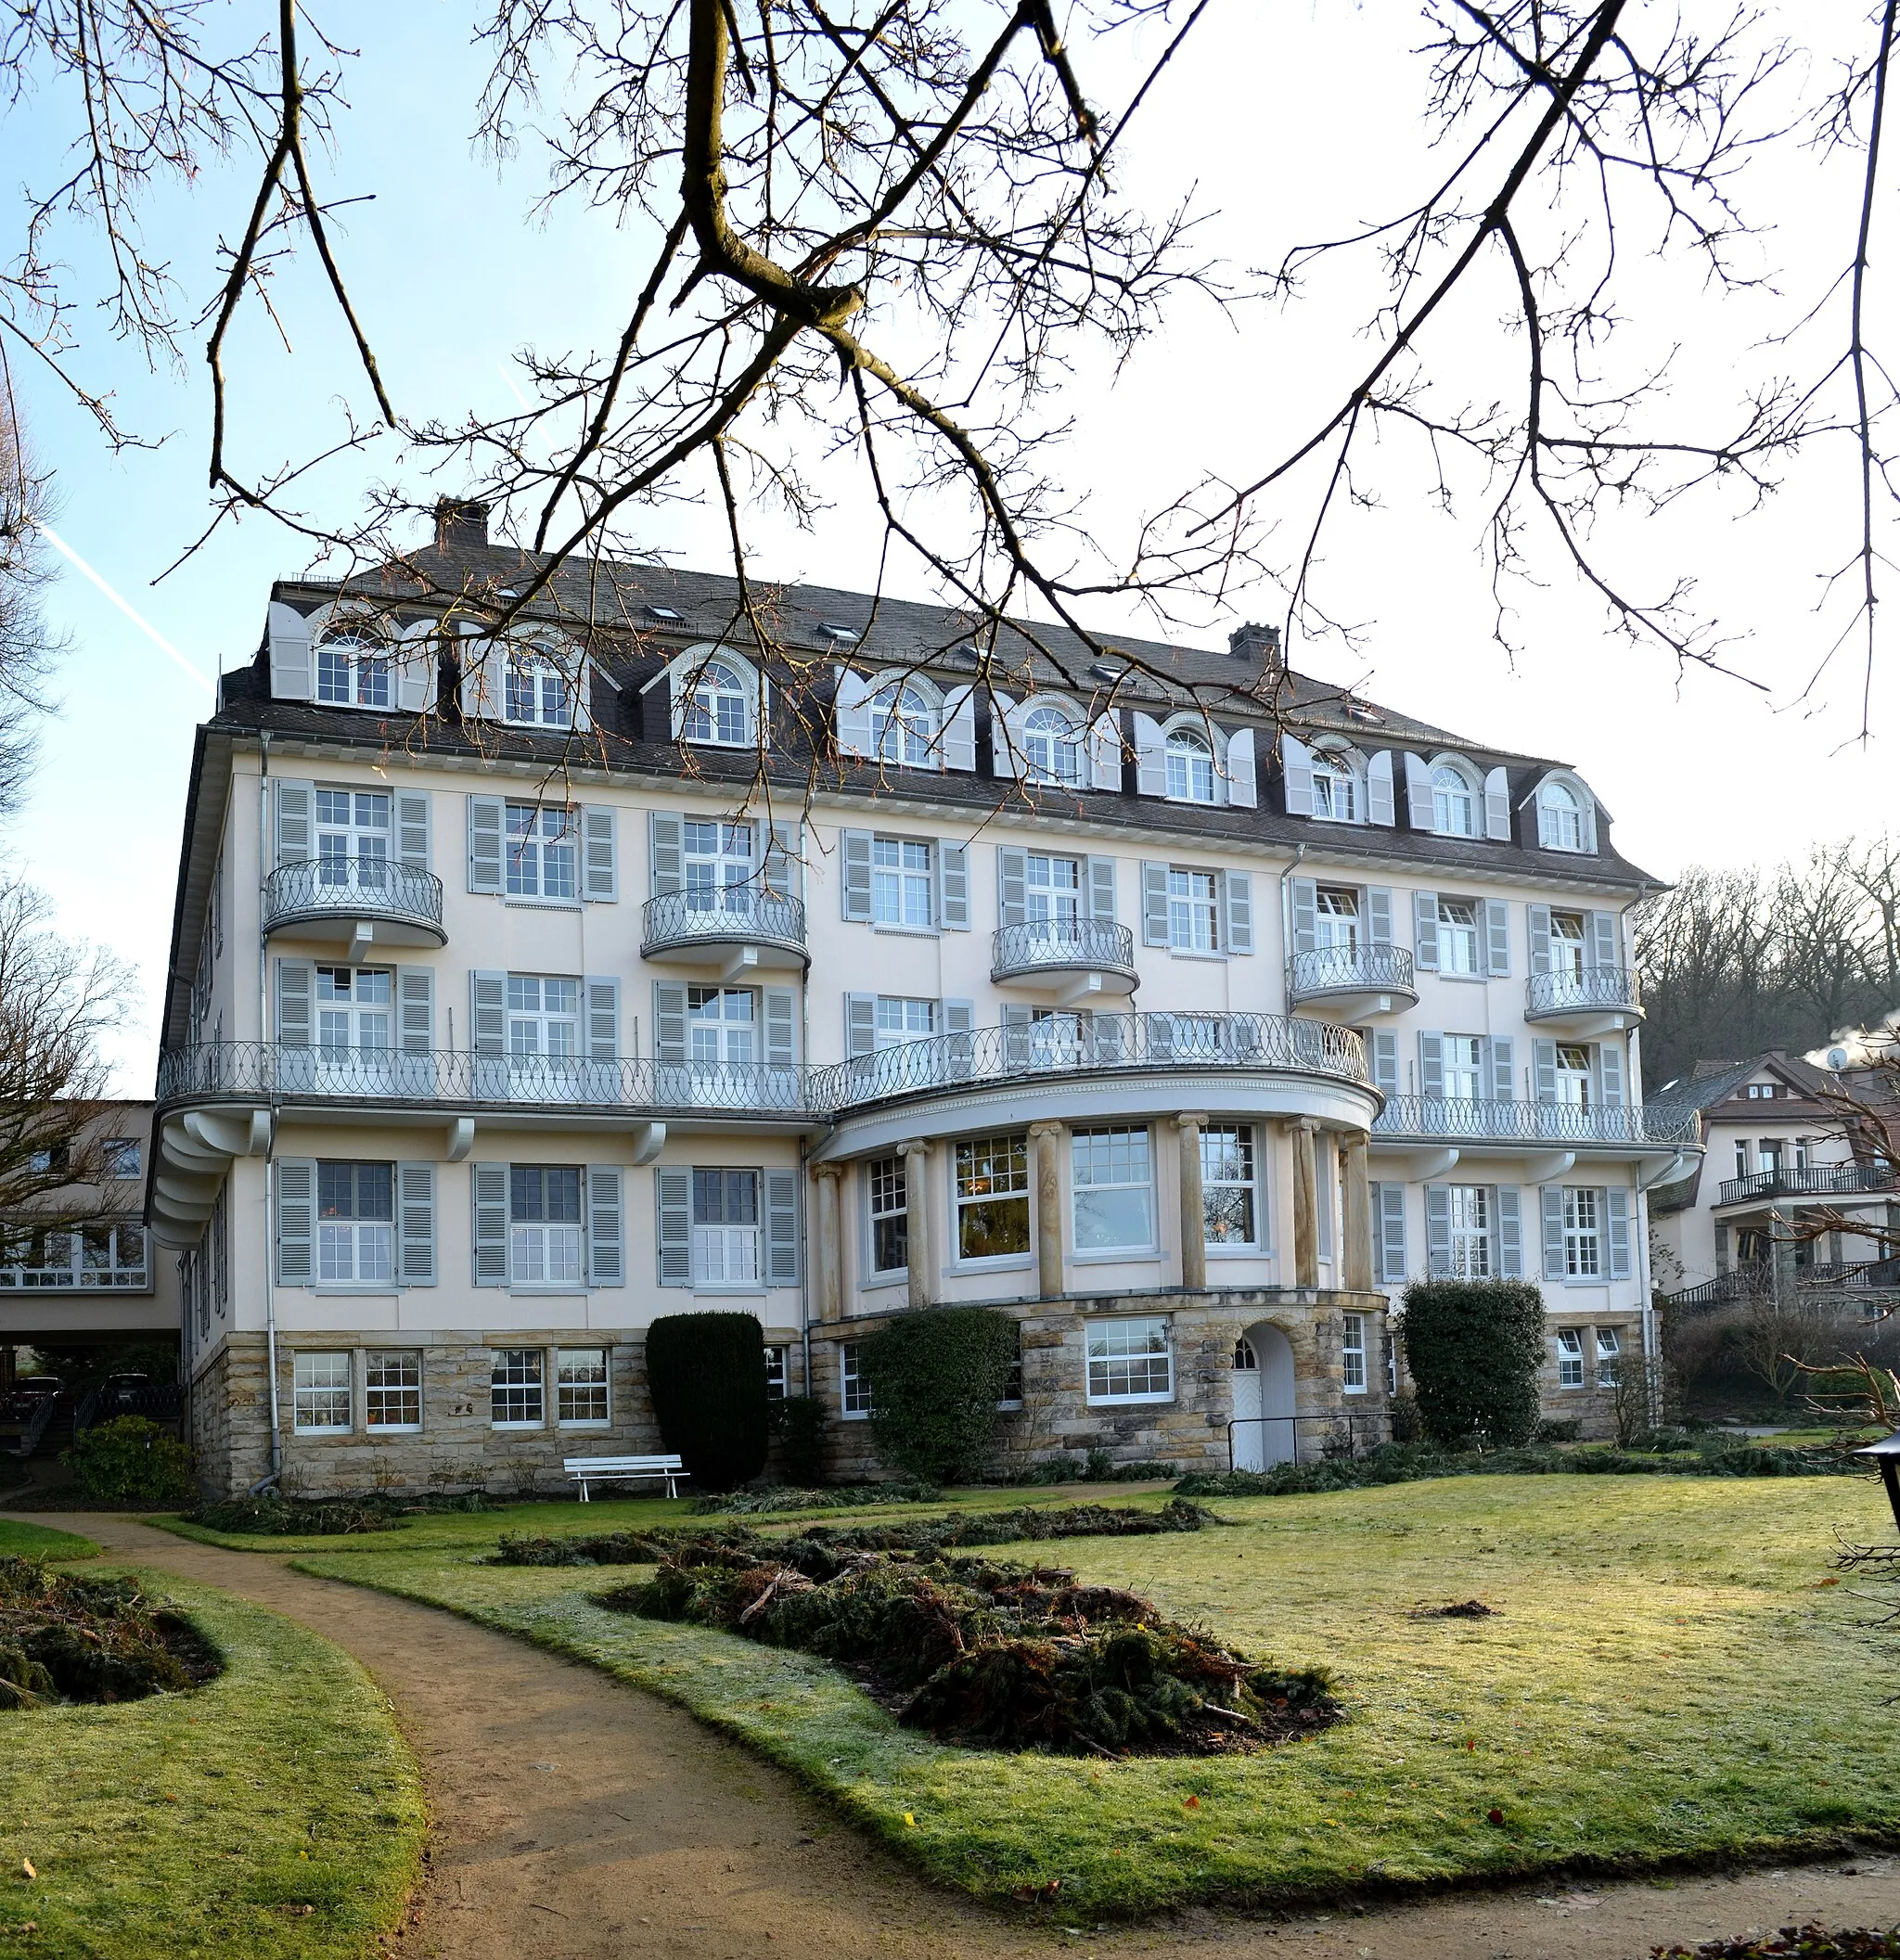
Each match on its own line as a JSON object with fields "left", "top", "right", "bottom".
{"left": 644, "top": 1313, "right": 770, "bottom": 1492}
{"left": 858, "top": 1307, "right": 1018, "bottom": 1485}
{"left": 65, "top": 1416, "right": 195, "bottom": 1505}
{"left": 1399, "top": 1279, "right": 1546, "bottom": 1449}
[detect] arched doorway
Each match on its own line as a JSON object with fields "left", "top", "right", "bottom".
{"left": 1229, "top": 1323, "right": 1297, "bottom": 1470}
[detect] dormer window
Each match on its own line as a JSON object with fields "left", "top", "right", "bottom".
{"left": 1432, "top": 762, "right": 1478, "bottom": 837}
{"left": 1022, "top": 703, "right": 1085, "bottom": 788}
{"left": 315, "top": 621, "right": 393, "bottom": 711}
{"left": 684, "top": 659, "right": 751, "bottom": 745}
{"left": 1165, "top": 725, "right": 1215, "bottom": 803}
{"left": 870, "top": 681, "right": 940, "bottom": 767}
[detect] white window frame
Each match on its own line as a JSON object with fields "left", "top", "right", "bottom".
{"left": 1556, "top": 1327, "right": 1585, "bottom": 1390}
{"left": 953, "top": 1133, "right": 1032, "bottom": 1265}
{"left": 1166, "top": 866, "right": 1220, "bottom": 952}
{"left": 491, "top": 1347, "right": 546, "bottom": 1429}
{"left": 1201, "top": 1122, "right": 1261, "bottom": 1251}
{"left": 365, "top": 1350, "right": 423, "bottom": 1432}
{"left": 1085, "top": 1315, "right": 1175, "bottom": 1405}
{"left": 1342, "top": 1313, "right": 1367, "bottom": 1394}
{"left": 292, "top": 1351, "right": 352, "bottom": 1433}
{"left": 871, "top": 836, "right": 934, "bottom": 929}
{"left": 840, "top": 1341, "right": 871, "bottom": 1418}
{"left": 557, "top": 1347, "right": 610, "bottom": 1428}
{"left": 1071, "top": 1125, "right": 1157, "bottom": 1257}
{"left": 1563, "top": 1186, "right": 1602, "bottom": 1279}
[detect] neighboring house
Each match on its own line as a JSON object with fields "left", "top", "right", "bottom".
{"left": 1649, "top": 1052, "right": 1900, "bottom": 1316}
{"left": 151, "top": 501, "right": 1696, "bottom": 1498}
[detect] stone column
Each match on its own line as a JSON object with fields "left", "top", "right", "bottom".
{"left": 898, "top": 1140, "right": 931, "bottom": 1312}
{"left": 1176, "top": 1112, "right": 1208, "bottom": 1291}
{"left": 813, "top": 1163, "right": 844, "bottom": 1324}
{"left": 1339, "top": 1129, "right": 1373, "bottom": 1292}
{"left": 1028, "top": 1121, "right": 1067, "bottom": 1300}
{"left": 1290, "top": 1120, "right": 1319, "bottom": 1289}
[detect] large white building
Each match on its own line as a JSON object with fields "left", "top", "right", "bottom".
{"left": 152, "top": 503, "right": 1697, "bottom": 1497}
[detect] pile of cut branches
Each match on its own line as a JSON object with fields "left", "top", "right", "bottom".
{"left": 599, "top": 1537, "right": 1335, "bottom": 1757}
{"left": 0, "top": 1558, "right": 219, "bottom": 1709}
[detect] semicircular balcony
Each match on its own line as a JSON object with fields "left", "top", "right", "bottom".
{"left": 990, "top": 918, "right": 1138, "bottom": 1004}
{"left": 263, "top": 856, "right": 445, "bottom": 954}
{"left": 641, "top": 888, "right": 809, "bottom": 975}
{"left": 1286, "top": 944, "right": 1418, "bottom": 1019}
{"left": 1524, "top": 966, "right": 1644, "bottom": 1036}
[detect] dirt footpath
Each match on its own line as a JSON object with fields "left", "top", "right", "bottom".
{"left": 32, "top": 1513, "right": 1900, "bottom": 1960}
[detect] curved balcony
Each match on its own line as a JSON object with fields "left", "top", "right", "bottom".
{"left": 1524, "top": 965, "right": 1644, "bottom": 1035}
{"left": 1287, "top": 944, "right": 1417, "bottom": 1018}
{"left": 641, "top": 889, "right": 808, "bottom": 974}
{"left": 990, "top": 918, "right": 1138, "bottom": 1001}
{"left": 263, "top": 856, "right": 445, "bottom": 951}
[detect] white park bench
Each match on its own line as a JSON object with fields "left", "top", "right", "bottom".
{"left": 563, "top": 1453, "right": 686, "bottom": 1502}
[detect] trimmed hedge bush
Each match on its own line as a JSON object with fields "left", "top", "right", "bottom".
{"left": 1400, "top": 1278, "right": 1545, "bottom": 1448}
{"left": 65, "top": 1416, "right": 194, "bottom": 1505}
{"left": 858, "top": 1306, "right": 1018, "bottom": 1485}
{"left": 644, "top": 1312, "right": 770, "bottom": 1492}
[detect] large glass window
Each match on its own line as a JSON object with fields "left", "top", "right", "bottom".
{"left": 315, "top": 788, "right": 391, "bottom": 890}
{"left": 955, "top": 1134, "right": 1030, "bottom": 1260}
{"left": 1201, "top": 1124, "right": 1258, "bottom": 1247}
{"left": 1432, "top": 764, "right": 1476, "bottom": 837}
{"left": 293, "top": 1352, "right": 351, "bottom": 1432}
{"left": 506, "top": 803, "right": 577, "bottom": 900}
{"left": 317, "top": 1160, "right": 394, "bottom": 1284}
{"left": 506, "top": 647, "right": 573, "bottom": 728}
{"left": 507, "top": 976, "right": 579, "bottom": 1057}
{"left": 1165, "top": 726, "right": 1214, "bottom": 803}
{"left": 316, "top": 967, "right": 392, "bottom": 1052}
{"left": 365, "top": 1351, "right": 422, "bottom": 1430}
{"left": 1085, "top": 1316, "right": 1173, "bottom": 1403}
{"left": 1447, "top": 1185, "right": 1491, "bottom": 1277}
{"left": 510, "top": 1167, "right": 584, "bottom": 1285}
{"left": 1167, "top": 868, "right": 1219, "bottom": 951}
{"left": 872, "top": 839, "right": 933, "bottom": 927}
{"left": 683, "top": 659, "right": 751, "bottom": 745}
{"left": 868, "top": 1157, "right": 908, "bottom": 1273}
{"left": 870, "top": 682, "right": 939, "bottom": 767}
{"left": 492, "top": 1348, "right": 545, "bottom": 1427}
{"left": 1072, "top": 1126, "right": 1154, "bottom": 1252}
{"left": 1563, "top": 1186, "right": 1601, "bottom": 1277}
{"left": 1438, "top": 898, "right": 1481, "bottom": 974}
{"left": 315, "top": 625, "right": 392, "bottom": 710}
{"left": 557, "top": 1348, "right": 610, "bottom": 1426}
{"left": 1023, "top": 705, "right": 1084, "bottom": 787}
{"left": 1342, "top": 1313, "right": 1367, "bottom": 1393}
{"left": 693, "top": 1169, "right": 761, "bottom": 1285}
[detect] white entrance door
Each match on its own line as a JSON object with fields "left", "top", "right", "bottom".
{"left": 1230, "top": 1339, "right": 1264, "bottom": 1470}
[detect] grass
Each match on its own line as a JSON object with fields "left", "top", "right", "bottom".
{"left": 0, "top": 1569, "right": 424, "bottom": 1956}
{"left": 0, "top": 1521, "right": 99, "bottom": 1562}
{"left": 295, "top": 1473, "right": 1900, "bottom": 1916}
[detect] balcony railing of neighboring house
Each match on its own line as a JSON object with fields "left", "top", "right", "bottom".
{"left": 990, "top": 917, "right": 1138, "bottom": 983}
{"left": 263, "top": 855, "right": 445, "bottom": 940}
{"left": 1524, "top": 967, "right": 1645, "bottom": 1018}
{"left": 1714, "top": 1161, "right": 1899, "bottom": 1206}
{"left": 640, "top": 888, "right": 807, "bottom": 962}
{"left": 1371, "top": 1095, "right": 1698, "bottom": 1147}
{"left": 1286, "top": 944, "right": 1418, "bottom": 1004}
{"left": 1664, "top": 1261, "right": 1900, "bottom": 1312}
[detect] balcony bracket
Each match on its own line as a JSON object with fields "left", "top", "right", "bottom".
{"left": 631, "top": 1122, "right": 667, "bottom": 1167}
{"left": 445, "top": 1118, "right": 476, "bottom": 1162}
{"left": 1523, "top": 1150, "right": 1576, "bottom": 1184}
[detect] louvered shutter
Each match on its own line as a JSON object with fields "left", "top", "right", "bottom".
{"left": 1598, "top": 1041, "right": 1625, "bottom": 1108}
{"left": 467, "top": 795, "right": 506, "bottom": 893}
{"left": 653, "top": 982, "right": 687, "bottom": 1063}
{"left": 1413, "top": 891, "right": 1439, "bottom": 969}
{"left": 1540, "top": 1186, "right": 1566, "bottom": 1281}
{"left": 274, "top": 1159, "right": 316, "bottom": 1283}
{"left": 470, "top": 971, "right": 507, "bottom": 1054}
{"left": 276, "top": 958, "right": 315, "bottom": 1045}
{"left": 841, "top": 829, "right": 874, "bottom": 921}
{"left": 938, "top": 842, "right": 969, "bottom": 929}
{"left": 1133, "top": 712, "right": 1167, "bottom": 796}
{"left": 764, "top": 820, "right": 800, "bottom": 899}
{"left": 766, "top": 1169, "right": 800, "bottom": 1286}
{"left": 1496, "top": 1185, "right": 1523, "bottom": 1278}
{"left": 1425, "top": 1185, "right": 1452, "bottom": 1277}
{"left": 1376, "top": 1183, "right": 1407, "bottom": 1283}
{"left": 1223, "top": 872, "right": 1253, "bottom": 954}
{"left": 1489, "top": 1035, "right": 1515, "bottom": 1103}
{"left": 1485, "top": 898, "right": 1510, "bottom": 976}
{"left": 1367, "top": 751, "right": 1395, "bottom": 826}
{"left": 1371, "top": 1031, "right": 1399, "bottom": 1096}
{"left": 656, "top": 1167, "right": 692, "bottom": 1286}
{"left": 1404, "top": 752, "right": 1433, "bottom": 828}
{"left": 1528, "top": 903, "right": 1552, "bottom": 976}
{"left": 995, "top": 847, "right": 1028, "bottom": 927}
{"left": 1483, "top": 765, "right": 1511, "bottom": 839}
{"left": 1086, "top": 855, "right": 1117, "bottom": 922}
{"left": 1290, "top": 877, "right": 1318, "bottom": 955}
{"left": 1087, "top": 715, "right": 1122, "bottom": 789}
{"left": 1141, "top": 862, "right": 1171, "bottom": 946}
{"left": 1419, "top": 1032, "right": 1444, "bottom": 1099}
{"left": 1367, "top": 888, "right": 1393, "bottom": 946}
{"left": 990, "top": 693, "right": 1020, "bottom": 777}
{"left": 1589, "top": 910, "right": 1620, "bottom": 970}
{"left": 1280, "top": 733, "right": 1315, "bottom": 816}
{"left": 394, "top": 789, "right": 430, "bottom": 871}
{"left": 1533, "top": 1039, "right": 1559, "bottom": 1104}
{"left": 1226, "top": 728, "right": 1258, "bottom": 808}
{"left": 764, "top": 989, "right": 796, "bottom": 1067}
{"left": 398, "top": 1163, "right": 437, "bottom": 1286}
{"left": 397, "top": 967, "right": 434, "bottom": 1052}
{"left": 834, "top": 667, "right": 877, "bottom": 759}
{"left": 588, "top": 1167, "right": 624, "bottom": 1287}
{"left": 274, "top": 779, "right": 314, "bottom": 868}
{"left": 585, "top": 977, "right": 620, "bottom": 1059}
{"left": 1002, "top": 1002, "right": 1034, "bottom": 1068}
{"left": 1606, "top": 1188, "right": 1632, "bottom": 1279}
{"left": 941, "top": 686, "right": 976, "bottom": 771}
{"left": 269, "top": 603, "right": 314, "bottom": 700}
{"left": 471, "top": 1162, "right": 509, "bottom": 1287}
{"left": 582, "top": 807, "right": 619, "bottom": 902}
{"left": 845, "top": 993, "right": 878, "bottom": 1059}
{"left": 649, "top": 813, "right": 684, "bottom": 895}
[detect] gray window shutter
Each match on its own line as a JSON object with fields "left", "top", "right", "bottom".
{"left": 997, "top": 847, "right": 1028, "bottom": 928}
{"left": 1367, "top": 888, "right": 1393, "bottom": 946}
{"left": 1404, "top": 752, "right": 1433, "bottom": 828}
{"left": 1141, "top": 862, "right": 1170, "bottom": 946}
{"left": 1598, "top": 1041, "right": 1625, "bottom": 1108}
{"left": 841, "top": 829, "right": 874, "bottom": 921}
{"left": 1419, "top": 1032, "right": 1444, "bottom": 1099}
{"left": 1413, "top": 891, "right": 1439, "bottom": 969}
{"left": 274, "top": 1159, "right": 316, "bottom": 1284}
{"left": 653, "top": 982, "right": 687, "bottom": 1063}
{"left": 1606, "top": 1188, "right": 1632, "bottom": 1280}
{"left": 585, "top": 977, "right": 621, "bottom": 1060}
{"left": 941, "top": 685, "right": 977, "bottom": 771}
{"left": 1489, "top": 1035, "right": 1515, "bottom": 1103}
{"left": 1290, "top": 877, "right": 1318, "bottom": 955}
{"left": 845, "top": 993, "right": 879, "bottom": 1059}
{"left": 1280, "top": 734, "right": 1314, "bottom": 816}
{"left": 471, "top": 970, "right": 507, "bottom": 1054}
{"left": 1226, "top": 728, "right": 1258, "bottom": 808}
{"left": 1528, "top": 903, "right": 1552, "bottom": 976}
{"left": 1087, "top": 855, "right": 1117, "bottom": 922}
{"left": 1367, "top": 751, "right": 1395, "bottom": 826}
{"left": 938, "top": 842, "right": 969, "bottom": 929}
{"left": 1483, "top": 765, "right": 1511, "bottom": 839}
{"left": 276, "top": 958, "right": 315, "bottom": 1045}
{"left": 398, "top": 1162, "right": 437, "bottom": 1286}
{"left": 1224, "top": 872, "right": 1253, "bottom": 954}
{"left": 764, "top": 988, "right": 797, "bottom": 1068}
{"left": 1496, "top": 1185, "right": 1522, "bottom": 1278}
{"left": 1533, "top": 1038, "right": 1559, "bottom": 1104}
{"left": 656, "top": 1167, "right": 692, "bottom": 1286}
{"left": 1589, "top": 910, "right": 1620, "bottom": 970}
{"left": 1133, "top": 712, "right": 1167, "bottom": 796}
{"left": 943, "top": 998, "right": 975, "bottom": 1078}
{"left": 1541, "top": 1186, "right": 1565, "bottom": 1281}
{"left": 395, "top": 789, "right": 431, "bottom": 872}
{"left": 1002, "top": 1002, "right": 1034, "bottom": 1068}
{"left": 467, "top": 795, "right": 506, "bottom": 894}
{"left": 1372, "top": 1031, "right": 1399, "bottom": 1096}
{"left": 1485, "top": 898, "right": 1510, "bottom": 976}
{"left": 268, "top": 604, "right": 314, "bottom": 700}
{"left": 274, "top": 778, "right": 315, "bottom": 868}
{"left": 582, "top": 807, "right": 619, "bottom": 902}
{"left": 766, "top": 1169, "right": 800, "bottom": 1286}
{"left": 649, "top": 812, "right": 684, "bottom": 896}
{"left": 1425, "top": 1185, "right": 1452, "bottom": 1277}
{"left": 398, "top": 967, "right": 434, "bottom": 1053}
{"left": 1376, "top": 1183, "right": 1407, "bottom": 1283}
{"left": 764, "top": 820, "right": 800, "bottom": 900}
{"left": 472, "top": 1162, "right": 509, "bottom": 1287}
{"left": 588, "top": 1167, "right": 624, "bottom": 1287}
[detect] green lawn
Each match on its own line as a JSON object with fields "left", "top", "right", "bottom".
{"left": 296, "top": 1473, "right": 1900, "bottom": 1915}
{"left": 0, "top": 1519, "right": 99, "bottom": 1561}
{"left": 0, "top": 1570, "right": 425, "bottom": 1957}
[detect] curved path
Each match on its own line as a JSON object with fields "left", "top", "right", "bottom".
{"left": 26, "top": 1512, "right": 1900, "bottom": 1960}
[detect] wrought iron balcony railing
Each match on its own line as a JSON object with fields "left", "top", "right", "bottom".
{"left": 640, "top": 888, "right": 806, "bottom": 960}
{"left": 1525, "top": 966, "right": 1644, "bottom": 1018}
{"left": 1287, "top": 944, "right": 1418, "bottom": 1002}
{"left": 991, "top": 918, "right": 1137, "bottom": 981}
{"left": 263, "top": 855, "right": 445, "bottom": 939}
{"left": 1715, "top": 1161, "right": 1897, "bottom": 1206}
{"left": 1372, "top": 1095, "right": 1696, "bottom": 1147}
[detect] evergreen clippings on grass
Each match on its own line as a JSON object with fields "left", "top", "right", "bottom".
{"left": 1399, "top": 1277, "right": 1547, "bottom": 1448}
{"left": 0, "top": 1557, "right": 220, "bottom": 1709}
{"left": 646, "top": 1310, "right": 772, "bottom": 1492}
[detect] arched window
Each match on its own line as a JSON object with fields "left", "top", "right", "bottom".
{"left": 683, "top": 658, "right": 751, "bottom": 746}
{"left": 870, "top": 681, "right": 939, "bottom": 767}
{"left": 1166, "top": 725, "right": 1215, "bottom": 803}
{"left": 505, "top": 641, "right": 574, "bottom": 728}
{"left": 1311, "top": 746, "right": 1359, "bottom": 822}
{"left": 1538, "top": 778, "right": 1586, "bottom": 851}
{"left": 315, "top": 618, "right": 393, "bottom": 711}
{"left": 1022, "top": 703, "right": 1084, "bottom": 787}
{"left": 1432, "top": 762, "right": 1476, "bottom": 837}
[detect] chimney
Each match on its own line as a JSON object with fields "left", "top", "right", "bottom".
{"left": 1227, "top": 620, "right": 1281, "bottom": 673}
{"left": 434, "top": 497, "right": 491, "bottom": 553}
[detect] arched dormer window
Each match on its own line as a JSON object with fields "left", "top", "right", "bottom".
{"left": 1021, "top": 701, "right": 1085, "bottom": 787}
{"left": 1165, "top": 723, "right": 1216, "bottom": 803}
{"left": 870, "top": 679, "right": 942, "bottom": 767}
{"left": 1535, "top": 772, "right": 1597, "bottom": 852}
{"left": 1431, "top": 758, "right": 1479, "bottom": 837}
{"left": 669, "top": 647, "right": 762, "bottom": 748}
{"left": 314, "top": 608, "right": 394, "bottom": 711}
{"left": 1310, "top": 740, "right": 1364, "bottom": 824}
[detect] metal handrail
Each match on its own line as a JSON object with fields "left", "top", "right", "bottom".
{"left": 991, "top": 917, "right": 1137, "bottom": 978}
{"left": 1287, "top": 944, "right": 1417, "bottom": 999}
{"left": 1372, "top": 1095, "right": 1697, "bottom": 1146}
{"left": 1716, "top": 1161, "right": 1897, "bottom": 1205}
{"left": 263, "top": 855, "right": 444, "bottom": 932}
{"left": 1525, "top": 967, "right": 1643, "bottom": 1016}
{"left": 641, "top": 887, "right": 806, "bottom": 954}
